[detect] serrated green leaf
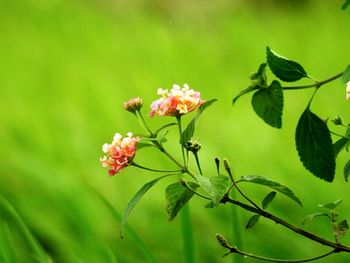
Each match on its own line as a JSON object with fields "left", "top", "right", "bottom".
{"left": 120, "top": 174, "right": 172, "bottom": 238}
{"left": 195, "top": 176, "right": 229, "bottom": 206}
{"left": 165, "top": 182, "right": 199, "bottom": 221}
{"left": 251, "top": 80, "right": 283, "bottom": 128}
{"left": 342, "top": 65, "right": 350, "bottom": 83}
{"left": 295, "top": 107, "right": 335, "bottom": 182}
{"left": 344, "top": 160, "right": 350, "bottom": 182}
{"left": 237, "top": 175, "right": 302, "bottom": 206}
{"left": 318, "top": 199, "right": 342, "bottom": 210}
{"left": 342, "top": 0, "right": 350, "bottom": 10}
{"left": 262, "top": 191, "right": 277, "bottom": 210}
{"left": 181, "top": 99, "right": 217, "bottom": 145}
{"left": 232, "top": 86, "right": 258, "bottom": 106}
{"left": 301, "top": 212, "right": 330, "bottom": 225}
{"left": 266, "top": 47, "right": 308, "bottom": 82}
{"left": 333, "top": 220, "right": 349, "bottom": 240}
{"left": 246, "top": 214, "right": 260, "bottom": 229}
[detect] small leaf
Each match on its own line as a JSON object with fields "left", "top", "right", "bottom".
{"left": 181, "top": 99, "right": 217, "bottom": 145}
{"left": 195, "top": 176, "right": 229, "bottom": 206}
{"left": 165, "top": 182, "right": 199, "bottom": 221}
{"left": 251, "top": 80, "right": 283, "bottom": 128}
{"left": 333, "top": 126, "right": 350, "bottom": 157}
{"left": 237, "top": 175, "right": 302, "bottom": 206}
{"left": 120, "top": 174, "right": 171, "bottom": 238}
{"left": 250, "top": 63, "right": 268, "bottom": 87}
{"left": 136, "top": 142, "right": 153, "bottom": 150}
{"left": 246, "top": 214, "right": 260, "bottom": 229}
{"left": 344, "top": 160, "right": 350, "bottom": 182}
{"left": 318, "top": 199, "right": 342, "bottom": 210}
{"left": 295, "top": 107, "right": 335, "bottom": 182}
{"left": 333, "top": 220, "right": 349, "bottom": 240}
{"left": 262, "top": 191, "right": 277, "bottom": 210}
{"left": 342, "top": 0, "right": 350, "bottom": 10}
{"left": 266, "top": 47, "right": 308, "bottom": 82}
{"left": 301, "top": 212, "right": 330, "bottom": 225}
{"left": 232, "top": 86, "right": 258, "bottom": 106}
{"left": 204, "top": 201, "right": 215, "bottom": 209}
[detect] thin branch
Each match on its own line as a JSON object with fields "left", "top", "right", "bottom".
{"left": 221, "top": 196, "right": 350, "bottom": 252}
{"left": 282, "top": 72, "right": 343, "bottom": 90}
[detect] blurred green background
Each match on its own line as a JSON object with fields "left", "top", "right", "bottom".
{"left": 0, "top": 0, "right": 349, "bottom": 262}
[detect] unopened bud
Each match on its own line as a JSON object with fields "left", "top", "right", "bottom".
{"left": 223, "top": 158, "right": 231, "bottom": 173}
{"left": 331, "top": 116, "right": 344, "bottom": 126}
{"left": 123, "top": 97, "right": 143, "bottom": 113}
{"left": 184, "top": 138, "right": 201, "bottom": 153}
{"left": 215, "top": 157, "right": 220, "bottom": 175}
{"left": 216, "top": 233, "right": 229, "bottom": 248}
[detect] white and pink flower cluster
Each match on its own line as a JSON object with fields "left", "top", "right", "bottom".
{"left": 347, "top": 81, "right": 350, "bottom": 100}
{"left": 100, "top": 133, "right": 140, "bottom": 176}
{"left": 149, "top": 84, "right": 205, "bottom": 117}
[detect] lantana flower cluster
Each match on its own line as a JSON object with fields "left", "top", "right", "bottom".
{"left": 100, "top": 84, "right": 204, "bottom": 175}
{"left": 149, "top": 84, "right": 205, "bottom": 117}
{"left": 100, "top": 132, "right": 140, "bottom": 176}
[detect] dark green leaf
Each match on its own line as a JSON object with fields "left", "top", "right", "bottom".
{"left": 333, "top": 220, "right": 349, "bottom": 240}
{"left": 181, "top": 99, "right": 217, "bottom": 145}
{"left": 136, "top": 142, "right": 153, "bottom": 150}
{"left": 342, "top": 65, "right": 350, "bottom": 83}
{"left": 237, "top": 175, "right": 302, "bottom": 206}
{"left": 262, "top": 191, "right": 277, "bottom": 210}
{"left": 196, "top": 176, "right": 229, "bottom": 206}
{"left": 120, "top": 174, "right": 171, "bottom": 238}
{"left": 204, "top": 201, "right": 215, "bottom": 208}
{"left": 165, "top": 182, "right": 199, "bottom": 221}
{"left": 266, "top": 47, "right": 308, "bottom": 82}
{"left": 342, "top": 0, "right": 350, "bottom": 10}
{"left": 232, "top": 86, "right": 258, "bottom": 106}
{"left": 246, "top": 214, "right": 260, "bottom": 229}
{"left": 318, "top": 199, "right": 342, "bottom": 210}
{"left": 301, "top": 212, "right": 330, "bottom": 225}
{"left": 344, "top": 160, "right": 350, "bottom": 182}
{"left": 333, "top": 126, "right": 350, "bottom": 157}
{"left": 296, "top": 107, "right": 335, "bottom": 182}
{"left": 251, "top": 80, "right": 283, "bottom": 128}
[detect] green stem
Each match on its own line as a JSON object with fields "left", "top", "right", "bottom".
{"left": 330, "top": 131, "right": 349, "bottom": 138}
{"left": 131, "top": 162, "right": 182, "bottom": 173}
{"left": 136, "top": 110, "right": 153, "bottom": 136}
{"left": 282, "top": 72, "right": 343, "bottom": 90}
{"left": 181, "top": 204, "right": 195, "bottom": 263}
{"left": 176, "top": 116, "right": 187, "bottom": 166}
{"left": 221, "top": 241, "right": 335, "bottom": 262}
{"left": 221, "top": 196, "right": 350, "bottom": 253}
{"left": 193, "top": 153, "right": 203, "bottom": 175}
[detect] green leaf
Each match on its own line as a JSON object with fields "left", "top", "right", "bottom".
{"left": 237, "top": 175, "right": 302, "bottom": 206}
{"left": 342, "top": 0, "right": 350, "bottom": 10}
{"left": 181, "top": 99, "right": 217, "bottom": 145}
{"left": 232, "top": 86, "right": 258, "bottom": 106}
{"left": 266, "top": 47, "right": 308, "bottom": 82}
{"left": 165, "top": 182, "right": 199, "bottom": 221}
{"left": 344, "top": 160, "right": 350, "bottom": 182}
{"left": 262, "top": 191, "right": 277, "bottom": 210}
{"left": 318, "top": 199, "right": 342, "bottom": 210}
{"left": 301, "top": 212, "right": 330, "bottom": 225}
{"left": 333, "top": 220, "right": 349, "bottom": 240}
{"left": 333, "top": 126, "right": 350, "bottom": 157}
{"left": 120, "top": 174, "right": 172, "bottom": 238}
{"left": 295, "top": 107, "right": 335, "bottom": 182}
{"left": 0, "top": 196, "right": 50, "bottom": 263}
{"left": 136, "top": 142, "right": 153, "bottom": 150}
{"left": 246, "top": 214, "right": 260, "bottom": 229}
{"left": 0, "top": 219, "right": 16, "bottom": 263}
{"left": 195, "top": 176, "right": 229, "bottom": 206}
{"left": 251, "top": 80, "right": 283, "bottom": 128}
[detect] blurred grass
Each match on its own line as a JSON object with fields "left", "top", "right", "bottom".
{"left": 0, "top": 0, "right": 350, "bottom": 262}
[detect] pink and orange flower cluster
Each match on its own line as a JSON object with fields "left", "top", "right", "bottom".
{"left": 100, "top": 132, "right": 140, "bottom": 176}
{"left": 101, "top": 84, "right": 204, "bottom": 175}
{"left": 149, "top": 84, "right": 205, "bottom": 117}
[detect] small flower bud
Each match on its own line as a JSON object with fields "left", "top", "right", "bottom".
{"left": 215, "top": 157, "right": 220, "bottom": 175}
{"left": 331, "top": 116, "right": 344, "bottom": 126}
{"left": 216, "top": 233, "right": 229, "bottom": 248}
{"left": 184, "top": 138, "right": 201, "bottom": 153}
{"left": 223, "top": 158, "right": 231, "bottom": 173}
{"left": 123, "top": 97, "right": 143, "bottom": 113}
